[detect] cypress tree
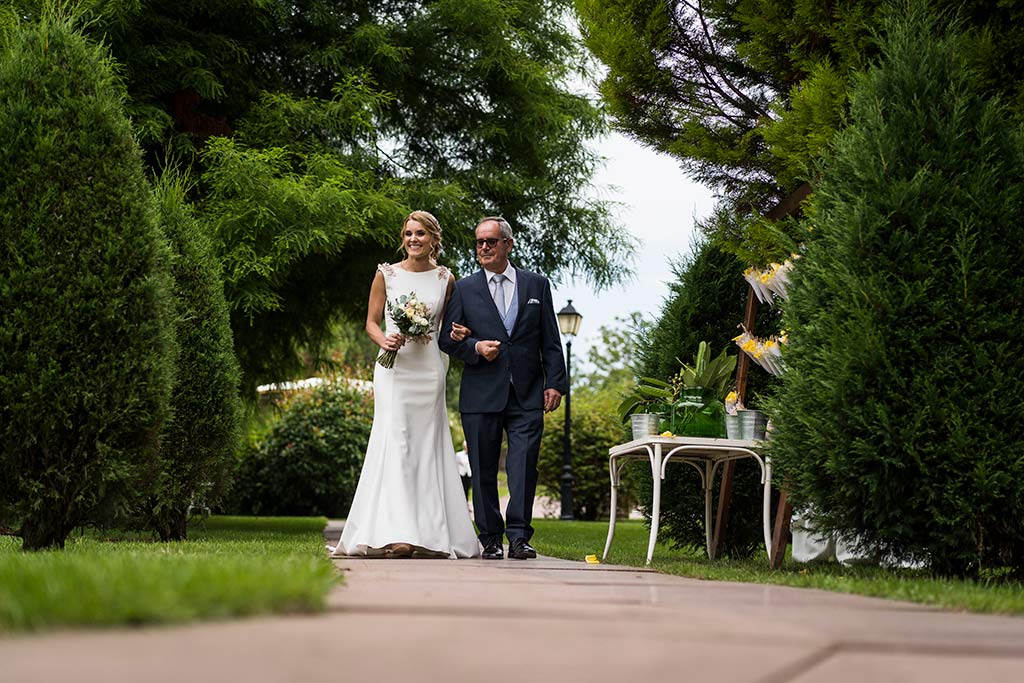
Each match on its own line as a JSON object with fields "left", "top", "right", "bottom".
{"left": 141, "top": 173, "right": 242, "bottom": 541}
{"left": 769, "top": 8, "right": 1024, "bottom": 575}
{"left": 0, "top": 15, "right": 176, "bottom": 549}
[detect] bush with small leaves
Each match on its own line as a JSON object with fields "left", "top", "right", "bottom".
{"left": 229, "top": 380, "right": 373, "bottom": 517}
{"left": 539, "top": 389, "right": 638, "bottom": 521}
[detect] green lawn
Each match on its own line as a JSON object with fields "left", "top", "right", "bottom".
{"left": 0, "top": 516, "right": 338, "bottom": 633}
{"left": 532, "top": 519, "right": 1024, "bottom": 615}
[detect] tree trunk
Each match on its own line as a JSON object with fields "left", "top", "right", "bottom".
{"left": 20, "top": 509, "right": 73, "bottom": 551}
{"left": 153, "top": 507, "right": 189, "bottom": 541}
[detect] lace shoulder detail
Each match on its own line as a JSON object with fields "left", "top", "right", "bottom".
{"left": 378, "top": 263, "right": 397, "bottom": 277}
{"left": 436, "top": 265, "right": 450, "bottom": 280}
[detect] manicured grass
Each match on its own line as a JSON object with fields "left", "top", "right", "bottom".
{"left": 532, "top": 519, "right": 1024, "bottom": 615}
{"left": 0, "top": 516, "right": 338, "bottom": 633}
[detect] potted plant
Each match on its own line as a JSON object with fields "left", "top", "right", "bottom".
{"left": 669, "top": 341, "right": 736, "bottom": 437}
{"left": 619, "top": 342, "right": 737, "bottom": 439}
{"left": 617, "top": 376, "right": 674, "bottom": 440}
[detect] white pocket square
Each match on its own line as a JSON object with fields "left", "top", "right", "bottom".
{"left": 527, "top": 298, "right": 541, "bottom": 305}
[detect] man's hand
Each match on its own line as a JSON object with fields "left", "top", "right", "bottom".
{"left": 475, "top": 340, "right": 501, "bottom": 361}
{"left": 450, "top": 322, "right": 472, "bottom": 341}
{"left": 543, "top": 388, "right": 562, "bottom": 412}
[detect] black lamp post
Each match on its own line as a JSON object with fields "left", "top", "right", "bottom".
{"left": 556, "top": 300, "right": 583, "bottom": 520}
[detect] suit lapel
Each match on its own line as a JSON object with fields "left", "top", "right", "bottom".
{"left": 510, "top": 268, "right": 528, "bottom": 337}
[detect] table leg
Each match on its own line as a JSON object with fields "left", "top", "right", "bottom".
{"left": 762, "top": 457, "right": 772, "bottom": 558}
{"left": 602, "top": 456, "right": 618, "bottom": 561}
{"left": 770, "top": 488, "right": 793, "bottom": 569}
{"left": 646, "top": 445, "right": 662, "bottom": 565}
{"left": 712, "top": 460, "right": 736, "bottom": 560}
{"left": 704, "top": 460, "right": 713, "bottom": 559}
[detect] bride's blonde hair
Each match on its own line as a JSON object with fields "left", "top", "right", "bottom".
{"left": 400, "top": 210, "right": 443, "bottom": 261}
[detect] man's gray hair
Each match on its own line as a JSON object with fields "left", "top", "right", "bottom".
{"left": 477, "top": 216, "right": 513, "bottom": 239}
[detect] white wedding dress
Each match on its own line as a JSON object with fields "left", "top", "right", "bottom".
{"left": 332, "top": 263, "right": 480, "bottom": 558}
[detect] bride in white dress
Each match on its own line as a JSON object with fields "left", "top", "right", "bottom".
{"left": 331, "top": 211, "right": 480, "bottom": 558}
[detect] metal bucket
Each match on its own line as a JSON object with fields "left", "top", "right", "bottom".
{"left": 724, "top": 413, "right": 741, "bottom": 439}
{"left": 630, "top": 413, "right": 661, "bottom": 440}
{"left": 738, "top": 410, "right": 768, "bottom": 440}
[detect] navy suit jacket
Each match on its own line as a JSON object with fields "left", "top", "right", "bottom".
{"left": 439, "top": 266, "right": 568, "bottom": 413}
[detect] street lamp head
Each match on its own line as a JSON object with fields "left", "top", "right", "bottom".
{"left": 557, "top": 300, "right": 583, "bottom": 337}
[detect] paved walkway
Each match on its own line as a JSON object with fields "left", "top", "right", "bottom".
{"left": 3, "top": 522, "right": 1024, "bottom": 682}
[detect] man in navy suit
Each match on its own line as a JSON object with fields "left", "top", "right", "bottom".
{"left": 439, "top": 217, "right": 567, "bottom": 560}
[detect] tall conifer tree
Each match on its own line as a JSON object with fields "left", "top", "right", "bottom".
{"left": 0, "top": 14, "right": 176, "bottom": 549}
{"left": 769, "top": 9, "right": 1024, "bottom": 575}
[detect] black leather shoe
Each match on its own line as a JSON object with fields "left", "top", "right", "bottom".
{"left": 508, "top": 538, "right": 537, "bottom": 560}
{"left": 482, "top": 542, "right": 504, "bottom": 560}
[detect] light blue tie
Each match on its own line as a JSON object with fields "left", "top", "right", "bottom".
{"left": 491, "top": 273, "right": 507, "bottom": 316}
{"left": 492, "top": 273, "right": 517, "bottom": 336}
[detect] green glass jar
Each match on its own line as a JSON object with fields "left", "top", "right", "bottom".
{"left": 661, "top": 388, "right": 726, "bottom": 437}
{"left": 691, "top": 400, "right": 726, "bottom": 438}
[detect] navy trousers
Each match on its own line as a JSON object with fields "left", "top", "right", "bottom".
{"left": 462, "top": 386, "right": 544, "bottom": 546}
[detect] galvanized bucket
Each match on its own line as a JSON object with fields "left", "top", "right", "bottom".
{"left": 630, "top": 413, "right": 661, "bottom": 440}
{"left": 724, "top": 413, "right": 741, "bottom": 439}
{"left": 738, "top": 410, "right": 768, "bottom": 440}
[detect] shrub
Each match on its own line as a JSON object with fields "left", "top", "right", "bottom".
{"left": 768, "top": 10, "right": 1024, "bottom": 576}
{"left": 636, "top": 236, "right": 780, "bottom": 557}
{"left": 229, "top": 379, "right": 373, "bottom": 517}
{"left": 0, "top": 17, "right": 176, "bottom": 549}
{"left": 539, "top": 388, "right": 637, "bottom": 521}
{"left": 135, "top": 174, "right": 243, "bottom": 541}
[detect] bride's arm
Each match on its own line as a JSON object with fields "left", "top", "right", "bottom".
{"left": 441, "top": 273, "right": 472, "bottom": 341}
{"left": 366, "top": 271, "right": 404, "bottom": 352}
{"left": 438, "top": 275, "right": 480, "bottom": 363}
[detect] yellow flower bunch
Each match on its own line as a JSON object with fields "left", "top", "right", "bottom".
{"left": 743, "top": 255, "right": 799, "bottom": 303}
{"left": 733, "top": 328, "right": 787, "bottom": 376}
{"left": 725, "top": 390, "right": 742, "bottom": 415}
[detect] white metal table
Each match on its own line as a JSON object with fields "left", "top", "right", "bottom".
{"left": 603, "top": 436, "right": 771, "bottom": 565}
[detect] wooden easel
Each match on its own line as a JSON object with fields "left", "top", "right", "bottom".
{"left": 709, "top": 183, "right": 809, "bottom": 567}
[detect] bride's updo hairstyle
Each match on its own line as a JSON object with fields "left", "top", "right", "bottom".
{"left": 401, "top": 210, "right": 443, "bottom": 261}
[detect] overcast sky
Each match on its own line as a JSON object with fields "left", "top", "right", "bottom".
{"left": 548, "top": 131, "right": 717, "bottom": 367}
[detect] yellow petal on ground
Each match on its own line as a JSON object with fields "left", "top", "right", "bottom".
{"left": 585, "top": 554, "right": 601, "bottom": 564}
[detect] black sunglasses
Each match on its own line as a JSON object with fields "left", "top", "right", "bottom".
{"left": 475, "top": 237, "right": 508, "bottom": 248}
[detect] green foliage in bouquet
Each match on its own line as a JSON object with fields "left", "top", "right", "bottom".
{"left": 767, "top": 8, "right": 1024, "bottom": 577}
{"left": 0, "top": 16, "right": 176, "bottom": 550}
{"left": 228, "top": 380, "right": 373, "bottom": 518}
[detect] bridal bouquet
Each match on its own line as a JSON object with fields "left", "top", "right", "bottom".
{"left": 377, "top": 292, "right": 433, "bottom": 369}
